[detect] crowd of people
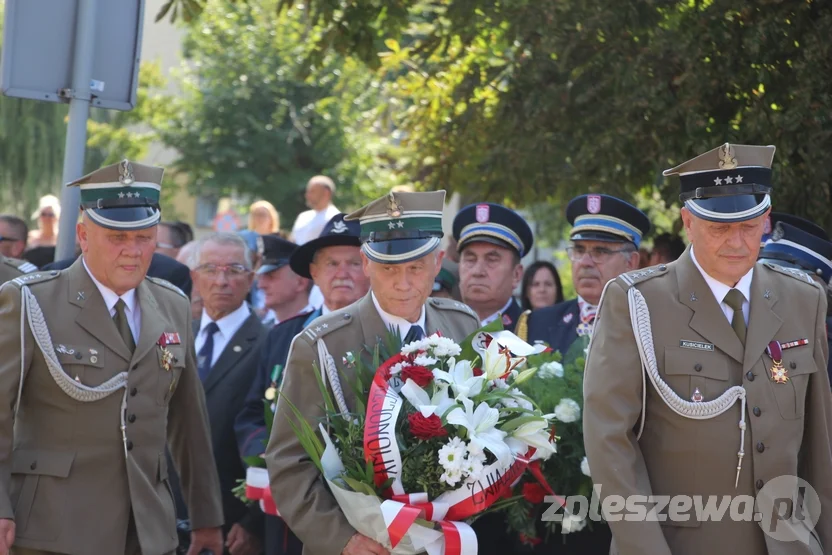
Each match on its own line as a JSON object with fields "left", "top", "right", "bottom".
{"left": 0, "top": 142, "right": 829, "bottom": 555}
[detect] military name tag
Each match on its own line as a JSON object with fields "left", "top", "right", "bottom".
{"left": 679, "top": 340, "right": 714, "bottom": 351}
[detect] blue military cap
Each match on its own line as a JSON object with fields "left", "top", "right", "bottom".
{"left": 258, "top": 234, "right": 298, "bottom": 275}
{"left": 759, "top": 215, "right": 832, "bottom": 284}
{"left": 761, "top": 212, "right": 829, "bottom": 246}
{"left": 566, "top": 194, "right": 650, "bottom": 249}
{"left": 453, "top": 203, "right": 534, "bottom": 258}
{"left": 290, "top": 213, "right": 361, "bottom": 279}
{"left": 663, "top": 143, "right": 774, "bottom": 223}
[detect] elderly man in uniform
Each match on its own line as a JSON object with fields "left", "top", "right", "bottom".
{"left": 236, "top": 213, "right": 370, "bottom": 555}
{"left": 258, "top": 235, "right": 314, "bottom": 327}
{"left": 0, "top": 160, "right": 223, "bottom": 555}
{"left": 758, "top": 213, "right": 832, "bottom": 385}
{"left": 519, "top": 194, "right": 648, "bottom": 357}
{"left": 584, "top": 144, "right": 832, "bottom": 555}
{"left": 266, "top": 191, "right": 480, "bottom": 555}
{"left": 453, "top": 202, "right": 533, "bottom": 331}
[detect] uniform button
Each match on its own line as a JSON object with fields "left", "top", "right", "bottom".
{"left": 694, "top": 363, "right": 702, "bottom": 372}
{"left": 126, "top": 440, "right": 134, "bottom": 451}
{"left": 753, "top": 407, "right": 761, "bottom": 417}
{"left": 746, "top": 371, "right": 755, "bottom": 381}
{"left": 29, "top": 461, "right": 36, "bottom": 470}
{"left": 50, "top": 271, "right": 58, "bottom": 276}
{"left": 659, "top": 264, "right": 667, "bottom": 271}
{"left": 132, "top": 364, "right": 139, "bottom": 370}
{"left": 74, "top": 352, "right": 83, "bottom": 360}
{"left": 757, "top": 442, "right": 765, "bottom": 453}
{"left": 789, "top": 361, "right": 797, "bottom": 369}
{"left": 128, "top": 414, "right": 136, "bottom": 423}
{"left": 343, "top": 314, "right": 351, "bottom": 320}
{"left": 130, "top": 387, "right": 137, "bottom": 396}
{"left": 756, "top": 479, "right": 764, "bottom": 489}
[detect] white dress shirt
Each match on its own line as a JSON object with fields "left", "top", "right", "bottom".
{"left": 481, "top": 298, "right": 514, "bottom": 326}
{"left": 83, "top": 260, "right": 140, "bottom": 343}
{"left": 291, "top": 204, "right": 341, "bottom": 245}
{"left": 195, "top": 302, "right": 251, "bottom": 367}
{"left": 690, "top": 247, "right": 753, "bottom": 326}
{"left": 371, "top": 292, "right": 426, "bottom": 339}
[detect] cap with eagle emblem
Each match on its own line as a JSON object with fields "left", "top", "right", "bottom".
{"left": 566, "top": 194, "right": 650, "bottom": 248}
{"left": 758, "top": 213, "right": 832, "bottom": 286}
{"left": 345, "top": 190, "right": 445, "bottom": 264}
{"left": 67, "top": 159, "right": 164, "bottom": 230}
{"left": 452, "top": 202, "right": 534, "bottom": 258}
{"left": 663, "top": 142, "right": 775, "bottom": 223}
{"left": 289, "top": 213, "right": 362, "bottom": 278}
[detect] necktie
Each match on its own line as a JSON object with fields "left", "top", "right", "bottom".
{"left": 404, "top": 324, "right": 425, "bottom": 344}
{"left": 724, "top": 288, "right": 747, "bottom": 346}
{"left": 113, "top": 299, "right": 136, "bottom": 353}
{"left": 198, "top": 322, "right": 220, "bottom": 381}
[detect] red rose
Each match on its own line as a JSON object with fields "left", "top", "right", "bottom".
{"left": 401, "top": 365, "right": 433, "bottom": 387}
{"left": 407, "top": 413, "right": 448, "bottom": 440}
{"left": 522, "top": 482, "right": 547, "bottom": 504}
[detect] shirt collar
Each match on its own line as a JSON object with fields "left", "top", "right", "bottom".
{"left": 481, "top": 297, "right": 514, "bottom": 326}
{"left": 690, "top": 247, "right": 753, "bottom": 304}
{"left": 200, "top": 302, "right": 251, "bottom": 339}
{"left": 82, "top": 258, "right": 137, "bottom": 315}
{"left": 371, "top": 292, "right": 426, "bottom": 337}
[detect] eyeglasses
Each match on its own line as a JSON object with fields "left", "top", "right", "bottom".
{"left": 195, "top": 263, "right": 251, "bottom": 277}
{"left": 566, "top": 245, "right": 633, "bottom": 264}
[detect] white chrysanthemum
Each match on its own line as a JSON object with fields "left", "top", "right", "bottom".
{"left": 389, "top": 361, "right": 411, "bottom": 376}
{"left": 438, "top": 437, "right": 467, "bottom": 473}
{"left": 554, "top": 398, "right": 581, "bottom": 423}
{"left": 401, "top": 338, "right": 430, "bottom": 354}
{"left": 580, "top": 456, "right": 591, "bottom": 477}
{"left": 561, "top": 514, "right": 587, "bottom": 534}
{"left": 538, "top": 361, "right": 564, "bottom": 379}
{"left": 440, "top": 468, "right": 463, "bottom": 487}
{"left": 432, "top": 337, "right": 462, "bottom": 358}
{"left": 465, "top": 448, "right": 487, "bottom": 480}
{"left": 413, "top": 355, "right": 438, "bottom": 367}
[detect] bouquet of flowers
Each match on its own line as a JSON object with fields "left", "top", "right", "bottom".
{"left": 504, "top": 335, "right": 602, "bottom": 545}
{"left": 280, "top": 322, "right": 558, "bottom": 555}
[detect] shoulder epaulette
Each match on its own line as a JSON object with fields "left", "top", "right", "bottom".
{"left": 515, "top": 309, "right": 531, "bottom": 342}
{"left": 300, "top": 308, "right": 355, "bottom": 343}
{"left": 618, "top": 264, "right": 669, "bottom": 287}
{"left": 427, "top": 297, "right": 479, "bottom": 320}
{"left": 146, "top": 276, "right": 187, "bottom": 297}
{"left": 762, "top": 262, "right": 816, "bottom": 285}
{"left": 3, "top": 258, "right": 37, "bottom": 273}
{"left": 8, "top": 270, "right": 60, "bottom": 288}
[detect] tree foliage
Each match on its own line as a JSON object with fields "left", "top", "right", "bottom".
{"left": 160, "top": 0, "right": 832, "bottom": 229}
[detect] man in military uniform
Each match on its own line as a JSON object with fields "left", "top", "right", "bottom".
{"left": 236, "top": 213, "right": 370, "bottom": 555}
{"left": 758, "top": 213, "right": 832, "bottom": 384}
{"left": 0, "top": 215, "right": 38, "bottom": 283}
{"left": 521, "top": 194, "right": 648, "bottom": 356}
{"left": 453, "top": 202, "right": 533, "bottom": 331}
{"left": 0, "top": 160, "right": 224, "bottom": 555}
{"left": 584, "top": 144, "right": 832, "bottom": 555}
{"left": 266, "top": 191, "right": 480, "bottom": 555}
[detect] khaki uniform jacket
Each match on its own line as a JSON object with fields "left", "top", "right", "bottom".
{"left": 583, "top": 247, "right": 832, "bottom": 555}
{"left": 0, "top": 258, "right": 223, "bottom": 555}
{"left": 0, "top": 255, "right": 36, "bottom": 285}
{"left": 266, "top": 293, "right": 480, "bottom": 555}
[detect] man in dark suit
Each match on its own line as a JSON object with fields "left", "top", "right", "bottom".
{"left": 44, "top": 251, "right": 193, "bottom": 298}
{"left": 452, "top": 202, "right": 533, "bottom": 332}
{"left": 235, "top": 213, "right": 370, "bottom": 555}
{"left": 521, "top": 195, "right": 649, "bottom": 356}
{"left": 183, "top": 232, "right": 266, "bottom": 555}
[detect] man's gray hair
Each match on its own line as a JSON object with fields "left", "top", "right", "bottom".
{"left": 189, "top": 232, "right": 253, "bottom": 269}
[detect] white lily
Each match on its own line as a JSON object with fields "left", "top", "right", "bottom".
{"left": 446, "top": 397, "right": 512, "bottom": 466}
{"left": 400, "top": 379, "right": 455, "bottom": 418}
{"left": 505, "top": 419, "right": 557, "bottom": 460}
{"left": 433, "top": 359, "right": 486, "bottom": 399}
{"left": 481, "top": 339, "right": 526, "bottom": 381}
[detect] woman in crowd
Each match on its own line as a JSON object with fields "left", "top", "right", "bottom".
{"left": 521, "top": 260, "right": 564, "bottom": 311}
{"left": 248, "top": 200, "right": 281, "bottom": 235}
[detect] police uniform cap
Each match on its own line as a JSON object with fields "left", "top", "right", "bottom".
{"left": 68, "top": 159, "right": 164, "bottom": 231}
{"left": 759, "top": 216, "right": 832, "bottom": 284}
{"left": 663, "top": 143, "right": 774, "bottom": 223}
{"left": 345, "top": 190, "right": 445, "bottom": 264}
{"left": 566, "top": 194, "right": 650, "bottom": 248}
{"left": 761, "top": 212, "right": 829, "bottom": 245}
{"left": 452, "top": 203, "right": 533, "bottom": 258}
{"left": 290, "top": 213, "right": 361, "bottom": 279}
{"left": 258, "top": 234, "right": 298, "bottom": 275}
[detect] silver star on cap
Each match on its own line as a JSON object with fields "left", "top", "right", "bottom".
{"left": 735, "top": 174, "right": 743, "bottom": 183}
{"left": 714, "top": 177, "right": 723, "bottom": 185}
{"left": 388, "top": 221, "right": 396, "bottom": 230}
{"left": 397, "top": 221, "right": 404, "bottom": 228}
{"left": 118, "top": 192, "right": 125, "bottom": 199}
{"left": 725, "top": 176, "right": 734, "bottom": 184}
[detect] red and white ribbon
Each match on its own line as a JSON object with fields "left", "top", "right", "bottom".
{"left": 245, "top": 467, "right": 280, "bottom": 516}
{"left": 380, "top": 499, "right": 478, "bottom": 555}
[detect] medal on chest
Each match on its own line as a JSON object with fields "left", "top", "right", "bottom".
{"left": 766, "top": 340, "right": 788, "bottom": 384}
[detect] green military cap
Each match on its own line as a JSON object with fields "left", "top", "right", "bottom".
{"left": 345, "top": 190, "right": 445, "bottom": 264}
{"left": 68, "top": 159, "right": 163, "bottom": 231}
{"left": 663, "top": 143, "right": 775, "bottom": 223}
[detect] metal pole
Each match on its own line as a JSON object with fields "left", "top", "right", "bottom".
{"left": 55, "top": 0, "right": 98, "bottom": 261}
